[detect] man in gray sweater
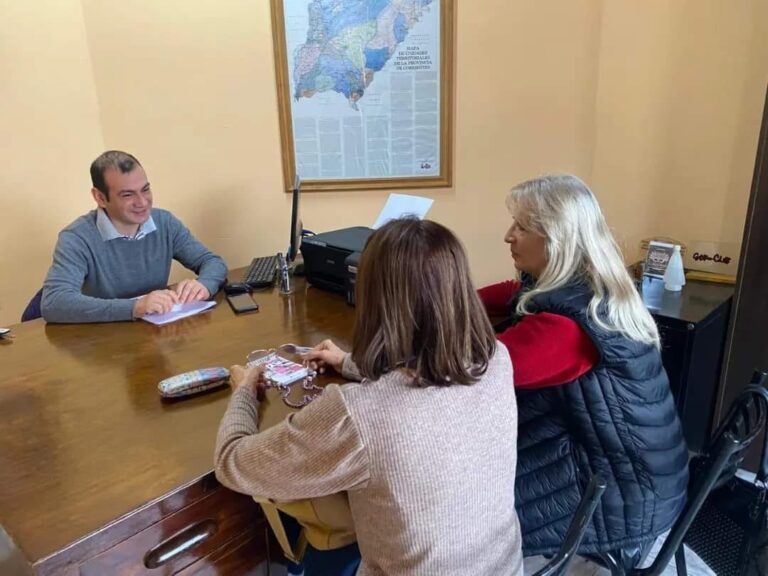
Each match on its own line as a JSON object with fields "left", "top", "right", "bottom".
{"left": 42, "top": 150, "right": 227, "bottom": 323}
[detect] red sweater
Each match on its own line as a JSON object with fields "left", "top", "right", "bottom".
{"left": 478, "top": 280, "right": 599, "bottom": 389}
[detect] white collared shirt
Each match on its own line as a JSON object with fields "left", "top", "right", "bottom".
{"left": 96, "top": 208, "right": 157, "bottom": 241}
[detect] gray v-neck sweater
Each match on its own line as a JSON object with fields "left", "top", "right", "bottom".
{"left": 42, "top": 209, "right": 227, "bottom": 323}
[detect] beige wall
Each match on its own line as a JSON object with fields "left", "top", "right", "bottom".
{"left": 0, "top": 0, "right": 104, "bottom": 325}
{"left": 592, "top": 1, "right": 768, "bottom": 260}
{"left": 1, "top": 1, "right": 766, "bottom": 326}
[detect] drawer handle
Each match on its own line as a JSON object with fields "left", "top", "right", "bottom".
{"left": 143, "top": 519, "right": 218, "bottom": 568}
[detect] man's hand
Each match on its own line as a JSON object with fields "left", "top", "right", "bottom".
{"left": 302, "top": 339, "right": 347, "bottom": 374}
{"left": 174, "top": 279, "right": 210, "bottom": 304}
{"left": 132, "top": 289, "right": 179, "bottom": 318}
{"left": 229, "top": 364, "right": 267, "bottom": 400}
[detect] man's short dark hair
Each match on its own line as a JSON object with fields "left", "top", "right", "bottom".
{"left": 90, "top": 150, "right": 142, "bottom": 199}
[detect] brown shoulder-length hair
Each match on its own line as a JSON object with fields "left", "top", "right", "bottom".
{"left": 352, "top": 218, "right": 497, "bottom": 386}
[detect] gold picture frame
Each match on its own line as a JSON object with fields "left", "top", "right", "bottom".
{"left": 271, "top": 0, "right": 455, "bottom": 192}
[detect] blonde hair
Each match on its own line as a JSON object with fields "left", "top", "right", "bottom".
{"left": 507, "top": 174, "right": 660, "bottom": 347}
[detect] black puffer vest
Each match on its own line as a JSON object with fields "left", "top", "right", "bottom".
{"left": 510, "top": 279, "right": 689, "bottom": 556}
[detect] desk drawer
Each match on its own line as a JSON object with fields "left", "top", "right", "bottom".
{"left": 80, "top": 487, "right": 262, "bottom": 575}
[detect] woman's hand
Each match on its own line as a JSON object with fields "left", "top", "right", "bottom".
{"left": 302, "top": 339, "right": 347, "bottom": 375}
{"left": 229, "top": 364, "right": 267, "bottom": 401}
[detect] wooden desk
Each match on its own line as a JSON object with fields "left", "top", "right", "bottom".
{"left": 0, "top": 277, "right": 355, "bottom": 575}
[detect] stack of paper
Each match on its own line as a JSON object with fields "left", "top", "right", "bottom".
{"left": 373, "top": 194, "right": 434, "bottom": 229}
{"left": 141, "top": 301, "right": 216, "bottom": 326}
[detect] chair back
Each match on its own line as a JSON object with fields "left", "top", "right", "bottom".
{"left": 20, "top": 288, "right": 43, "bottom": 323}
{"left": 635, "top": 370, "right": 768, "bottom": 576}
{"left": 706, "top": 371, "right": 768, "bottom": 486}
{"left": 533, "top": 475, "right": 607, "bottom": 576}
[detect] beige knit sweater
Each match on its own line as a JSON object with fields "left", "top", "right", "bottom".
{"left": 214, "top": 345, "right": 523, "bottom": 576}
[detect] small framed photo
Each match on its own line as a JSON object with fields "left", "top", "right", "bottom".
{"left": 644, "top": 241, "right": 675, "bottom": 278}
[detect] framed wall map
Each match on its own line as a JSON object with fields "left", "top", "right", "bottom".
{"left": 271, "top": 0, "right": 455, "bottom": 192}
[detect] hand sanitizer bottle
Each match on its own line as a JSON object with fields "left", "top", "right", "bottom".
{"left": 664, "top": 245, "right": 686, "bottom": 292}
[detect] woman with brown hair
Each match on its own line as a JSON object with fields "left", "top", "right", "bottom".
{"left": 214, "top": 218, "right": 523, "bottom": 575}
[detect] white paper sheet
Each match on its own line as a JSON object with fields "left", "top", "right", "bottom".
{"left": 141, "top": 300, "right": 216, "bottom": 326}
{"left": 372, "top": 193, "right": 434, "bottom": 229}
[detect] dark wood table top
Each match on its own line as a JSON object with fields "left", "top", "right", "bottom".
{"left": 0, "top": 276, "right": 355, "bottom": 565}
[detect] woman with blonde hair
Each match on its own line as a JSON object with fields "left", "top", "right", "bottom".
{"left": 216, "top": 218, "right": 523, "bottom": 575}
{"left": 479, "top": 174, "right": 688, "bottom": 569}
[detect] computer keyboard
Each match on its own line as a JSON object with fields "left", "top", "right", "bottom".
{"left": 242, "top": 255, "right": 278, "bottom": 288}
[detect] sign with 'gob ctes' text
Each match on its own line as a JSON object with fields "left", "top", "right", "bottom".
{"left": 684, "top": 241, "right": 741, "bottom": 275}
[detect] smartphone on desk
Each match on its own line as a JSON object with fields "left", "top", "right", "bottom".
{"left": 227, "top": 292, "right": 259, "bottom": 314}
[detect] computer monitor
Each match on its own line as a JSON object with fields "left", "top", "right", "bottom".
{"left": 287, "top": 173, "right": 302, "bottom": 262}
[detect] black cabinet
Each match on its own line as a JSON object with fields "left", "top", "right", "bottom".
{"left": 641, "top": 277, "right": 734, "bottom": 451}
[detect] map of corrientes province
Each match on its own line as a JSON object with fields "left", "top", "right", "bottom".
{"left": 292, "top": 0, "right": 435, "bottom": 108}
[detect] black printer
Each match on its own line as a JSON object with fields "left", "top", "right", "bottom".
{"left": 344, "top": 250, "right": 362, "bottom": 306}
{"left": 300, "top": 226, "right": 373, "bottom": 296}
